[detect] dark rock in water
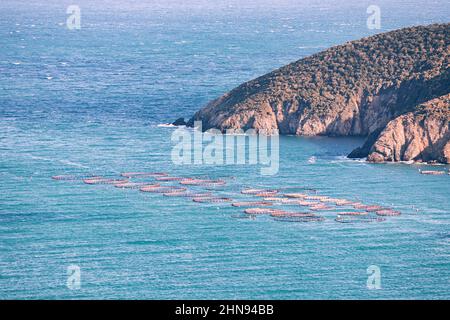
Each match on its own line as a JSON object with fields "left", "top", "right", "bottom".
{"left": 172, "top": 117, "right": 186, "bottom": 126}
{"left": 188, "top": 23, "right": 450, "bottom": 163}
{"left": 348, "top": 128, "right": 384, "bottom": 159}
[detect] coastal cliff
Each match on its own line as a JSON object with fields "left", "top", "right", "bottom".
{"left": 187, "top": 23, "right": 450, "bottom": 163}
{"left": 366, "top": 94, "right": 450, "bottom": 163}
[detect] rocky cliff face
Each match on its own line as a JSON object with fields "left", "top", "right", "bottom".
{"left": 187, "top": 23, "right": 450, "bottom": 163}
{"left": 367, "top": 94, "right": 450, "bottom": 163}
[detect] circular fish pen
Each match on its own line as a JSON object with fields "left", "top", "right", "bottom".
{"left": 139, "top": 185, "right": 185, "bottom": 193}
{"left": 232, "top": 201, "right": 273, "bottom": 207}
{"left": 263, "top": 197, "right": 285, "bottom": 202}
{"left": 376, "top": 209, "right": 401, "bottom": 216}
{"left": 155, "top": 176, "right": 185, "bottom": 182}
{"left": 335, "top": 216, "right": 386, "bottom": 223}
{"left": 241, "top": 188, "right": 278, "bottom": 195}
{"left": 334, "top": 199, "right": 354, "bottom": 206}
{"left": 274, "top": 216, "right": 325, "bottom": 223}
{"left": 270, "top": 211, "right": 317, "bottom": 218}
{"left": 254, "top": 191, "right": 279, "bottom": 197}
{"left": 163, "top": 192, "right": 212, "bottom": 198}
{"left": 296, "top": 200, "right": 318, "bottom": 207}
{"left": 192, "top": 197, "right": 232, "bottom": 203}
{"left": 142, "top": 186, "right": 187, "bottom": 193}
{"left": 364, "top": 205, "right": 384, "bottom": 212}
{"left": 419, "top": 170, "right": 445, "bottom": 175}
{"left": 83, "top": 177, "right": 129, "bottom": 185}
{"left": 309, "top": 204, "right": 332, "bottom": 211}
{"left": 319, "top": 198, "right": 341, "bottom": 203}
{"left": 304, "top": 195, "right": 328, "bottom": 201}
{"left": 336, "top": 211, "right": 369, "bottom": 216}
{"left": 180, "top": 179, "right": 226, "bottom": 187}
{"left": 197, "top": 180, "right": 226, "bottom": 187}
{"left": 114, "top": 182, "right": 152, "bottom": 189}
{"left": 284, "top": 193, "right": 307, "bottom": 199}
{"left": 279, "top": 198, "right": 305, "bottom": 204}
{"left": 244, "top": 208, "right": 285, "bottom": 215}
{"left": 52, "top": 174, "right": 98, "bottom": 181}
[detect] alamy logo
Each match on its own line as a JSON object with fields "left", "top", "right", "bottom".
{"left": 66, "top": 5, "right": 81, "bottom": 30}
{"left": 67, "top": 265, "right": 81, "bottom": 290}
{"left": 171, "top": 121, "right": 279, "bottom": 176}
{"left": 367, "top": 265, "right": 381, "bottom": 290}
{"left": 366, "top": 5, "right": 381, "bottom": 30}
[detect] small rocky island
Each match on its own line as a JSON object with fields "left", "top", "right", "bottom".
{"left": 187, "top": 23, "right": 450, "bottom": 163}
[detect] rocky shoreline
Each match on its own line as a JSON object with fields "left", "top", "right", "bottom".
{"left": 185, "top": 23, "right": 450, "bottom": 164}
{"left": 364, "top": 94, "right": 449, "bottom": 163}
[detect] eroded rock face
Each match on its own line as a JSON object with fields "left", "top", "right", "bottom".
{"left": 367, "top": 94, "right": 450, "bottom": 163}
{"left": 187, "top": 23, "right": 450, "bottom": 163}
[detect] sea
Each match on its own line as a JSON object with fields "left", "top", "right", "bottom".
{"left": 0, "top": 0, "right": 449, "bottom": 299}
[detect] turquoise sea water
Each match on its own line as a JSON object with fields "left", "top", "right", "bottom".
{"left": 1, "top": 0, "right": 449, "bottom": 299}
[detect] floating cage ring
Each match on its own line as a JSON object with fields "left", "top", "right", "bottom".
{"left": 263, "top": 197, "right": 285, "bottom": 202}
{"left": 197, "top": 180, "right": 227, "bottom": 187}
{"left": 155, "top": 176, "right": 185, "bottom": 182}
{"left": 352, "top": 203, "right": 369, "bottom": 209}
{"left": 364, "top": 205, "right": 385, "bottom": 212}
{"left": 279, "top": 198, "right": 304, "bottom": 204}
{"left": 274, "top": 216, "right": 325, "bottom": 223}
{"left": 284, "top": 193, "right": 307, "bottom": 198}
{"left": 304, "top": 195, "right": 328, "bottom": 201}
{"left": 241, "top": 188, "right": 264, "bottom": 194}
{"left": 419, "top": 170, "right": 446, "bottom": 175}
{"left": 270, "top": 211, "right": 317, "bottom": 218}
{"left": 163, "top": 192, "right": 212, "bottom": 198}
{"left": 83, "top": 178, "right": 129, "bottom": 185}
{"left": 138, "top": 184, "right": 169, "bottom": 192}
{"left": 296, "top": 200, "right": 318, "bottom": 206}
{"left": 254, "top": 191, "right": 279, "bottom": 197}
{"left": 180, "top": 179, "right": 226, "bottom": 186}
{"left": 376, "top": 209, "right": 401, "bottom": 216}
{"left": 336, "top": 211, "right": 369, "bottom": 216}
{"left": 309, "top": 204, "right": 333, "bottom": 211}
{"left": 192, "top": 197, "right": 232, "bottom": 203}
{"left": 179, "top": 179, "right": 205, "bottom": 185}
{"left": 140, "top": 186, "right": 187, "bottom": 193}
{"left": 52, "top": 174, "right": 100, "bottom": 181}
{"left": 319, "top": 197, "right": 341, "bottom": 203}
{"left": 241, "top": 188, "right": 278, "bottom": 195}
{"left": 114, "top": 182, "right": 152, "bottom": 189}
{"left": 231, "top": 201, "right": 273, "bottom": 207}
{"left": 244, "top": 208, "right": 285, "bottom": 215}
{"left": 334, "top": 199, "right": 355, "bottom": 206}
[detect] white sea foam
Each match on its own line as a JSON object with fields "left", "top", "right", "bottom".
{"left": 330, "top": 155, "right": 369, "bottom": 165}
{"left": 157, "top": 123, "right": 177, "bottom": 128}
{"left": 59, "top": 160, "right": 90, "bottom": 169}
{"left": 308, "top": 156, "right": 317, "bottom": 164}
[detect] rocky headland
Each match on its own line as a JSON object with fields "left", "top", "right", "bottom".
{"left": 187, "top": 23, "right": 450, "bottom": 163}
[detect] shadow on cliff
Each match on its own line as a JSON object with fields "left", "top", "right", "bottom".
{"left": 347, "top": 68, "right": 450, "bottom": 159}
